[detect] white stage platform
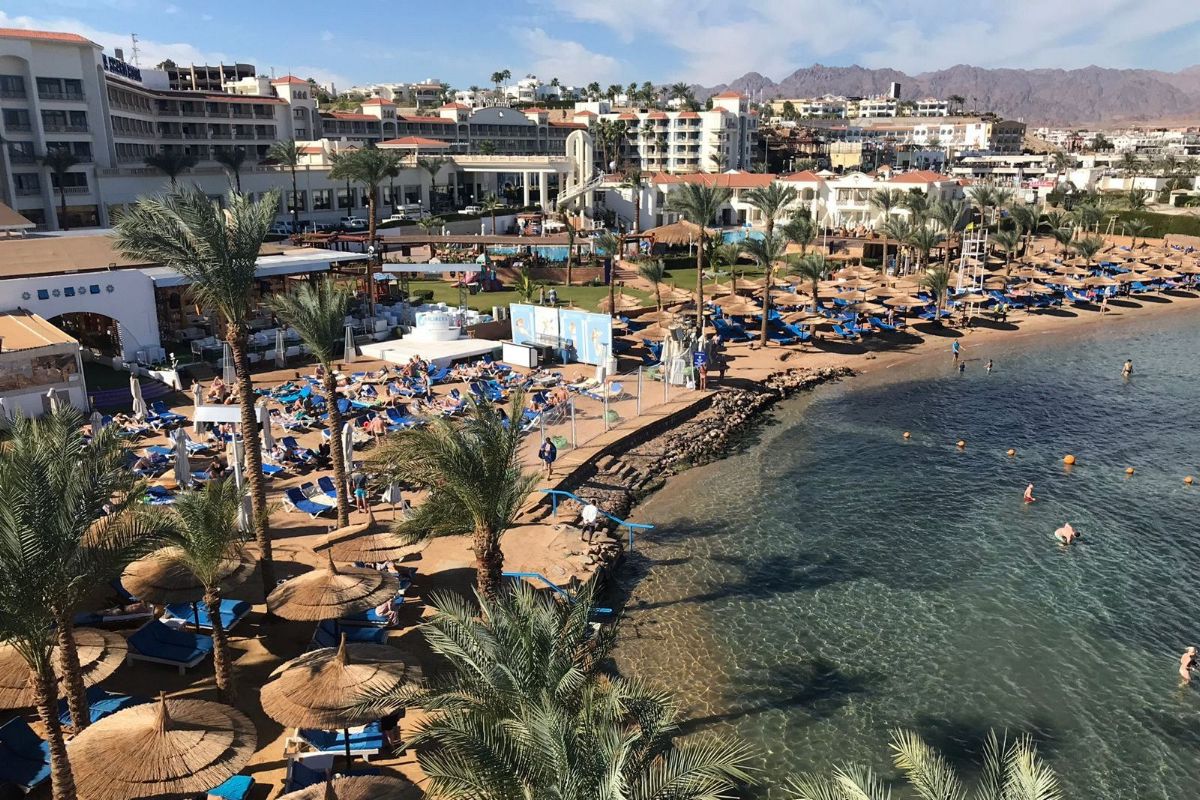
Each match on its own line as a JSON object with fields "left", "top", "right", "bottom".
{"left": 358, "top": 337, "right": 503, "bottom": 368}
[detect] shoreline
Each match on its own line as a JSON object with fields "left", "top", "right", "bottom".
{"left": 557, "top": 290, "right": 1200, "bottom": 586}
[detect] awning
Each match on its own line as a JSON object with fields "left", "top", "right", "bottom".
{"left": 144, "top": 253, "right": 365, "bottom": 288}
{"left": 192, "top": 404, "right": 243, "bottom": 424}
{"left": 382, "top": 263, "right": 483, "bottom": 273}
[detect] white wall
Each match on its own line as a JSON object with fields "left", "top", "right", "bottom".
{"left": 0, "top": 269, "right": 159, "bottom": 361}
{"left": 0, "top": 381, "right": 88, "bottom": 418}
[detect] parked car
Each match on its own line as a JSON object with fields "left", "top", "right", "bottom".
{"left": 269, "top": 221, "right": 296, "bottom": 235}
{"left": 386, "top": 209, "right": 430, "bottom": 222}
{"left": 460, "top": 204, "right": 483, "bottom": 215}
{"left": 339, "top": 217, "right": 368, "bottom": 230}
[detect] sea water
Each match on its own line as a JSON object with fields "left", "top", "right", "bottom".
{"left": 616, "top": 308, "right": 1200, "bottom": 798}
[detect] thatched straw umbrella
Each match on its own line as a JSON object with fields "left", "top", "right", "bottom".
{"left": 122, "top": 546, "right": 254, "bottom": 627}
{"left": 68, "top": 693, "right": 255, "bottom": 800}
{"left": 278, "top": 775, "right": 415, "bottom": 800}
{"left": 261, "top": 637, "right": 419, "bottom": 772}
{"left": 0, "top": 628, "right": 127, "bottom": 710}
{"left": 596, "top": 292, "right": 643, "bottom": 313}
{"left": 266, "top": 555, "right": 399, "bottom": 623}
{"left": 313, "top": 514, "right": 424, "bottom": 564}
{"left": 643, "top": 219, "right": 717, "bottom": 246}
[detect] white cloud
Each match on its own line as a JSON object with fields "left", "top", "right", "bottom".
{"left": 512, "top": 27, "right": 620, "bottom": 85}
{"left": 0, "top": 10, "right": 232, "bottom": 66}
{"left": 163, "top": 4, "right": 179, "bottom": 14}
{"left": 549, "top": 0, "right": 1200, "bottom": 83}
{"left": 200, "top": 13, "right": 213, "bottom": 21}
{"left": 320, "top": 30, "right": 334, "bottom": 43}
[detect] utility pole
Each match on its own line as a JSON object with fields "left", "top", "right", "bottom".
{"left": 129, "top": 33, "right": 141, "bottom": 66}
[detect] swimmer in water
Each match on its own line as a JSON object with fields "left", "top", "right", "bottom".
{"left": 986, "top": 359, "right": 993, "bottom": 374}
{"left": 1024, "top": 483, "right": 1035, "bottom": 503}
{"left": 1181, "top": 647, "right": 1196, "bottom": 683}
{"left": 1122, "top": 359, "right": 1133, "bottom": 378}
{"left": 1054, "top": 523, "right": 1078, "bottom": 545}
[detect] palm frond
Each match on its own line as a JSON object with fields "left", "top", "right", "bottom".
{"left": 889, "top": 729, "right": 966, "bottom": 800}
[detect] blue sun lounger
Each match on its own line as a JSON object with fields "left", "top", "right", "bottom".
{"left": 294, "top": 723, "right": 385, "bottom": 759}
{"left": 317, "top": 475, "right": 339, "bottom": 500}
{"left": 149, "top": 401, "right": 187, "bottom": 427}
{"left": 164, "top": 599, "right": 252, "bottom": 632}
{"left": 0, "top": 719, "right": 50, "bottom": 793}
{"left": 57, "top": 686, "right": 147, "bottom": 727}
{"left": 783, "top": 323, "right": 814, "bottom": 343}
{"left": 207, "top": 776, "right": 254, "bottom": 800}
{"left": 869, "top": 316, "right": 904, "bottom": 332}
{"left": 285, "top": 487, "right": 333, "bottom": 517}
{"left": 832, "top": 324, "right": 860, "bottom": 342}
{"left": 127, "top": 619, "right": 214, "bottom": 674}
{"left": 311, "top": 619, "right": 388, "bottom": 649}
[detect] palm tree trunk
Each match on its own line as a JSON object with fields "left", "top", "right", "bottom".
{"left": 607, "top": 257, "right": 616, "bottom": 316}
{"left": 367, "top": 191, "right": 377, "bottom": 317}
{"left": 811, "top": 278, "right": 819, "bottom": 313}
{"left": 53, "top": 612, "right": 89, "bottom": 730}
{"left": 474, "top": 524, "right": 503, "bottom": 600}
{"left": 234, "top": 171, "right": 242, "bottom": 193}
{"left": 942, "top": 237, "right": 952, "bottom": 271}
{"left": 58, "top": 186, "right": 70, "bottom": 232}
{"left": 490, "top": 209, "right": 497, "bottom": 235}
{"left": 695, "top": 234, "right": 706, "bottom": 328}
{"left": 289, "top": 165, "right": 299, "bottom": 229}
{"left": 32, "top": 661, "right": 75, "bottom": 800}
{"left": 654, "top": 284, "right": 661, "bottom": 313}
{"left": 759, "top": 266, "right": 772, "bottom": 345}
{"left": 634, "top": 191, "right": 641, "bottom": 233}
{"left": 205, "top": 590, "right": 236, "bottom": 702}
{"left": 325, "top": 371, "right": 351, "bottom": 527}
{"left": 881, "top": 240, "right": 888, "bottom": 274}
{"left": 227, "top": 323, "right": 275, "bottom": 596}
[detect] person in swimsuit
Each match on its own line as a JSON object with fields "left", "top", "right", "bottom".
{"left": 1122, "top": 359, "right": 1133, "bottom": 378}
{"left": 1181, "top": 646, "right": 1196, "bottom": 683}
{"left": 1054, "top": 523, "right": 1078, "bottom": 545}
{"left": 1024, "top": 483, "right": 1036, "bottom": 503}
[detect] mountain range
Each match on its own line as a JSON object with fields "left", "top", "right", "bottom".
{"left": 696, "top": 64, "right": 1200, "bottom": 126}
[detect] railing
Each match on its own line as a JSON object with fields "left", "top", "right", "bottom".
{"left": 503, "top": 571, "right": 614, "bottom": 616}
{"left": 15, "top": 186, "right": 40, "bottom": 196}
{"left": 0, "top": 90, "right": 27, "bottom": 99}
{"left": 42, "top": 124, "right": 88, "bottom": 133}
{"left": 38, "top": 91, "right": 85, "bottom": 102}
{"left": 539, "top": 488, "right": 654, "bottom": 551}
{"left": 59, "top": 186, "right": 89, "bottom": 195}
{"left": 4, "top": 123, "right": 32, "bottom": 132}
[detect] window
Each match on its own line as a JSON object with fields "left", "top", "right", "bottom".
{"left": 3, "top": 108, "right": 31, "bottom": 130}
{"left": 50, "top": 172, "right": 88, "bottom": 190}
{"left": 7, "top": 141, "right": 35, "bottom": 163}
{"left": 14, "top": 173, "right": 40, "bottom": 195}
{"left": 337, "top": 188, "right": 355, "bottom": 209}
{"left": 287, "top": 190, "right": 307, "bottom": 212}
{"left": 0, "top": 74, "right": 25, "bottom": 98}
{"left": 311, "top": 189, "right": 332, "bottom": 210}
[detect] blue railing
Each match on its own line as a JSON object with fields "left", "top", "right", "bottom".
{"left": 503, "top": 571, "right": 613, "bottom": 617}
{"left": 539, "top": 488, "right": 655, "bottom": 551}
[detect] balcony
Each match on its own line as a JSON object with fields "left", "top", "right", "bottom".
{"left": 39, "top": 91, "right": 86, "bottom": 102}
{"left": 7, "top": 152, "right": 34, "bottom": 164}
{"left": 0, "top": 89, "right": 26, "bottom": 99}
{"left": 234, "top": 131, "right": 256, "bottom": 140}
{"left": 58, "top": 185, "right": 89, "bottom": 195}
{"left": 4, "top": 122, "right": 32, "bottom": 132}
{"left": 15, "top": 185, "right": 40, "bottom": 196}
{"left": 42, "top": 124, "right": 89, "bottom": 133}
{"left": 253, "top": 110, "right": 274, "bottom": 119}
{"left": 159, "top": 132, "right": 183, "bottom": 139}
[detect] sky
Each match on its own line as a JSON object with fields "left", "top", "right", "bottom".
{"left": 3, "top": 0, "right": 1199, "bottom": 90}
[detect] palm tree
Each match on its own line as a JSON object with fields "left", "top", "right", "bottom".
{"left": 920, "top": 265, "right": 954, "bottom": 320}
{"left": 1072, "top": 235, "right": 1104, "bottom": 266}
{"left": 992, "top": 229, "right": 1021, "bottom": 274}
{"left": 782, "top": 215, "right": 816, "bottom": 256}
{"left": 1050, "top": 226, "right": 1075, "bottom": 257}
{"left": 113, "top": 188, "right": 280, "bottom": 596}
{"left": 666, "top": 184, "right": 733, "bottom": 326}
{"left": 787, "top": 729, "right": 1060, "bottom": 800}
{"left": 40, "top": 147, "right": 80, "bottom": 231}
{"left": 929, "top": 199, "right": 969, "bottom": 270}
{"left": 882, "top": 216, "right": 915, "bottom": 273}
{"left": 1126, "top": 188, "right": 1149, "bottom": 210}
{"left": 619, "top": 166, "right": 645, "bottom": 232}
{"left": 331, "top": 147, "right": 399, "bottom": 315}
{"left": 790, "top": 252, "right": 832, "bottom": 313}
{"left": 1051, "top": 150, "right": 1075, "bottom": 174}
{"left": 0, "top": 409, "right": 147, "bottom": 737}
{"left": 561, "top": 214, "right": 577, "bottom": 286}
{"left": 967, "top": 183, "right": 997, "bottom": 228}
{"left": 147, "top": 478, "right": 248, "bottom": 701}
{"left": 357, "top": 581, "right": 755, "bottom": 800}
{"left": 513, "top": 266, "right": 540, "bottom": 304}
{"left": 906, "top": 224, "right": 943, "bottom": 270}
{"left": 741, "top": 230, "right": 791, "bottom": 345}
{"left": 745, "top": 182, "right": 798, "bottom": 237}
{"left": 947, "top": 94, "right": 966, "bottom": 114}
{"left": 415, "top": 156, "right": 448, "bottom": 208}
{"left": 481, "top": 192, "right": 503, "bottom": 235}
{"left": 367, "top": 394, "right": 538, "bottom": 599}
{"left": 711, "top": 240, "right": 744, "bottom": 293}
{"left": 1120, "top": 151, "right": 1142, "bottom": 178}
{"left": 213, "top": 147, "right": 248, "bottom": 192}
{"left": 268, "top": 139, "right": 304, "bottom": 230}
{"left": 1071, "top": 202, "right": 1102, "bottom": 234}
{"left": 637, "top": 259, "right": 666, "bottom": 312}
{"left": 269, "top": 279, "right": 353, "bottom": 525}
{"left": 1125, "top": 218, "right": 1153, "bottom": 250}
{"left": 899, "top": 190, "right": 930, "bottom": 225}
{"left": 1008, "top": 204, "right": 1046, "bottom": 256}
{"left": 592, "top": 230, "right": 624, "bottom": 314}
{"left": 868, "top": 188, "right": 901, "bottom": 272}
{"left": 144, "top": 149, "right": 198, "bottom": 188}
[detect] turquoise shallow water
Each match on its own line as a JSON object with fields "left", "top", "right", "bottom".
{"left": 615, "top": 308, "right": 1200, "bottom": 798}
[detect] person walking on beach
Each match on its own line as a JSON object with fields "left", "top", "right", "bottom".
{"left": 538, "top": 438, "right": 557, "bottom": 477}
{"left": 1181, "top": 647, "right": 1196, "bottom": 683}
{"left": 698, "top": 360, "right": 709, "bottom": 390}
{"left": 1100, "top": 294, "right": 1109, "bottom": 314}
{"left": 351, "top": 468, "right": 370, "bottom": 513}
{"left": 1122, "top": 359, "right": 1134, "bottom": 378}
{"left": 951, "top": 340, "right": 962, "bottom": 363}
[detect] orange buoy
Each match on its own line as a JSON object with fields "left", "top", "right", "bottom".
{"left": 1063, "top": 454, "right": 1076, "bottom": 465}
{"left": 1186, "top": 476, "right": 1195, "bottom": 485}
{"left": 1006, "top": 448, "right": 1016, "bottom": 457}
{"left": 902, "top": 431, "right": 912, "bottom": 439}
{"left": 1125, "top": 467, "right": 1135, "bottom": 476}
{"left": 956, "top": 439, "right": 967, "bottom": 449}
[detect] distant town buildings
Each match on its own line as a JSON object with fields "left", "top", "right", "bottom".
{"left": 769, "top": 93, "right": 952, "bottom": 120}
{"left": 157, "top": 60, "right": 256, "bottom": 92}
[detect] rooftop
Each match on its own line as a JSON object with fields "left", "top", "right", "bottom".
{"left": 0, "top": 27, "right": 95, "bottom": 46}
{"left": 651, "top": 172, "right": 776, "bottom": 189}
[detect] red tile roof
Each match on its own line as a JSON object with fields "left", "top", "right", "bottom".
{"left": 399, "top": 115, "right": 453, "bottom": 124}
{"left": 889, "top": 169, "right": 953, "bottom": 183}
{"left": 378, "top": 136, "right": 451, "bottom": 148}
{"left": 713, "top": 91, "right": 745, "bottom": 99}
{"left": 652, "top": 172, "right": 776, "bottom": 189}
{"left": 522, "top": 107, "right": 550, "bottom": 114}
{"left": 440, "top": 103, "right": 471, "bottom": 110}
{"left": 329, "top": 112, "right": 377, "bottom": 121}
{"left": 574, "top": 110, "right": 598, "bottom": 117}
{"left": 780, "top": 170, "right": 825, "bottom": 184}
{"left": 549, "top": 121, "right": 587, "bottom": 129}
{"left": 300, "top": 146, "right": 324, "bottom": 155}
{"left": 0, "top": 28, "right": 95, "bottom": 45}
{"left": 675, "top": 111, "right": 700, "bottom": 119}
{"left": 362, "top": 98, "right": 394, "bottom": 106}
{"left": 646, "top": 111, "right": 668, "bottom": 120}
{"left": 270, "top": 75, "right": 308, "bottom": 85}
{"left": 616, "top": 112, "right": 639, "bottom": 121}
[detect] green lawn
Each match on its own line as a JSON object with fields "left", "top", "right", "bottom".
{"left": 404, "top": 280, "right": 651, "bottom": 313}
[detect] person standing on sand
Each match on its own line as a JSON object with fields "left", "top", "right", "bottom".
{"left": 951, "top": 340, "right": 962, "bottom": 363}
{"left": 538, "top": 438, "right": 557, "bottom": 477}
{"left": 1181, "top": 647, "right": 1196, "bottom": 683}
{"left": 1100, "top": 295, "right": 1109, "bottom": 314}
{"left": 986, "top": 359, "right": 994, "bottom": 374}
{"left": 1122, "top": 359, "right": 1134, "bottom": 378}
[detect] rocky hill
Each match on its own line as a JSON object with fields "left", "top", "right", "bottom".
{"left": 697, "top": 64, "right": 1200, "bottom": 125}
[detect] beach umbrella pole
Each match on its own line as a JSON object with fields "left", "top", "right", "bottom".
{"left": 344, "top": 727, "right": 353, "bottom": 774}
{"left": 192, "top": 601, "right": 201, "bottom": 629}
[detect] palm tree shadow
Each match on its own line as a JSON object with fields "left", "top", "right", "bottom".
{"left": 677, "top": 655, "right": 875, "bottom": 735}
{"left": 909, "top": 713, "right": 1063, "bottom": 769}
